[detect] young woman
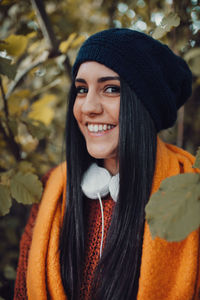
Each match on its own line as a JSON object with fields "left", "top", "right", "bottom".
{"left": 14, "top": 28, "right": 200, "bottom": 300}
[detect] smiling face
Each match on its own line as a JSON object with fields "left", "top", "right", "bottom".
{"left": 73, "top": 61, "right": 120, "bottom": 174}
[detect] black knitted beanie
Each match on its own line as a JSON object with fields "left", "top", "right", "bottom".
{"left": 72, "top": 28, "right": 192, "bottom": 131}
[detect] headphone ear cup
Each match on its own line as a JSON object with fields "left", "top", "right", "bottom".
{"left": 109, "top": 173, "right": 119, "bottom": 202}
{"left": 81, "top": 163, "right": 111, "bottom": 199}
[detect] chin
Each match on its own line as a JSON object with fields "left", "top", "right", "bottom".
{"left": 88, "top": 151, "right": 106, "bottom": 159}
{"left": 87, "top": 147, "right": 109, "bottom": 160}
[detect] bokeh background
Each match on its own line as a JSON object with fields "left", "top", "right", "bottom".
{"left": 0, "top": 0, "right": 200, "bottom": 299}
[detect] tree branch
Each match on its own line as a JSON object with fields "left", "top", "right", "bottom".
{"left": 30, "top": 0, "right": 72, "bottom": 78}
{"left": 107, "top": 0, "right": 119, "bottom": 28}
{"left": 177, "top": 106, "right": 184, "bottom": 148}
{"left": 0, "top": 76, "right": 9, "bottom": 119}
{"left": 0, "top": 120, "right": 21, "bottom": 161}
{"left": 63, "top": 55, "right": 72, "bottom": 81}
{"left": 0, "top": 77, "right": 21, "bottom": 161}
{"left": 4, "top": 0, "right": 72, "bottom": 102}
{"left": 6, "top": 51, "right": 49, "bottom": 100}
{"left": 30, "top": 0, "right": 58, "bottom": 53}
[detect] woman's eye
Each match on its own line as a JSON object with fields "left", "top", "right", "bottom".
{"left": 105, "top": 86, "right": 120, "bottom": 94}
{"left": 76, "top": 86, "right": 88, "bottom": 94}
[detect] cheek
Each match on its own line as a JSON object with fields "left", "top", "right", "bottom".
{"left": 110, "top": 101, "right": 120, "bottom": 123}
{"left": 73, "top": 100, "right": 85, "bottom": 136}
{"left": 73, "top": 100, "right": 80, "bottom": 122}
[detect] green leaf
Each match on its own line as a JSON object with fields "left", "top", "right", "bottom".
{"left": 18, "top": 161, "right": 36, "bottom": 173}
{"left": 0, "top": 185, "right": 12, "bottom": 216}
{"left": 0, "top": 169, "right": 14, "bottom": 185}
{"left": 3, "top": 265, "right": 16, "bottom": 280}
{"left": 0, "top": 57, "right": 17, "bottom": 79}
{"left": 10, "top": 172, "right": 43, "bottom": 205}
{"left": 23, "top": 118, "right": 50, "bottom": 140}
{"left": 145, "top": 173, "right": 200, "bottom": 242}
{"left": 193, "top": 147, "right": 200, "bottom": 169}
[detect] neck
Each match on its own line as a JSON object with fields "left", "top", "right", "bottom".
{"left": 103, "top": 158, "right": 119, "bottom": 175}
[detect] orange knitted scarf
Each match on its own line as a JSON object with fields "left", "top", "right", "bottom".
{"left": 27, "top": 138, "right": 200, "bottom": 299}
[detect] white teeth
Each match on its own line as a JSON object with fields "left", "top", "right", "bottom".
{"left": 88, "top": 124, "right": 93, "bottom": 131}
{"left": 94, "top": 124, "right": 98, "bottom": 132}
{"left": 87, "top": 124, "right": 114, "bottom": 133}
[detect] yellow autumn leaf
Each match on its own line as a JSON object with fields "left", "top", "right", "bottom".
{"left": 0, "top": 0, "right": 16, "bottom": 5}
{"left": 26, "top": 10, "right": 36, "bottom": 20}
{"left": 71, "top": 35, "right": 86, "bottom": 48}
{"left": 8, "top": 90, "right": 30, "bottom": 116}
{"left": 28, "top": 107, "right": 54, "bottom": 126}
{"left": 59, "top": 33, "right": 77, "bottom": 53}
{"left": 26, "top": 32, "right": 37, "bottom": 39}
{"left": 31, "top": 94, "right": 57, "bottom": 109}
{"left": 0, "top": 34, "right": 28, "bottom": 57}
{"left": 28, "top": 94, "right": 57, "bottom": 125}
{"left": 18, "top": 135, "right": 38, "bottom": 152}
{"left": 28, "top": 41, "right": 41, "bottom": 54}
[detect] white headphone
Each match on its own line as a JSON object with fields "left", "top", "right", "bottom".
{"left": 81, "top": 163, "right": 119, "bottom": 202}
{"left": 81, "top": 163, "right": 119, "bottom": 257}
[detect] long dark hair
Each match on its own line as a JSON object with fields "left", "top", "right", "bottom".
{"left": 60, "top": 78, "right": 157, "bottom": 300}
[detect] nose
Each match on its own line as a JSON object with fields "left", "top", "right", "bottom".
{"left": 81, "top": 89, "right": 103, "bottom": 115}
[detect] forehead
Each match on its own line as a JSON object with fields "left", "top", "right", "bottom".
{"left": 76, "top": 61, "right": 119, "bottom": 78}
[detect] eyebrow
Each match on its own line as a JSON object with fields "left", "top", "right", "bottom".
{"left": 75, "top": 76, "right": 120, "bottom": 84}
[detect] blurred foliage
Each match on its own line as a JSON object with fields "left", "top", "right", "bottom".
{"left": 146, "top": 172, "right": 200, "bottom": 242}
{"left": 193, "top": 147, "right": 200, "bottom": 168}
{"left": 0, "top": 0, "right": 199, "bottom": 298}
